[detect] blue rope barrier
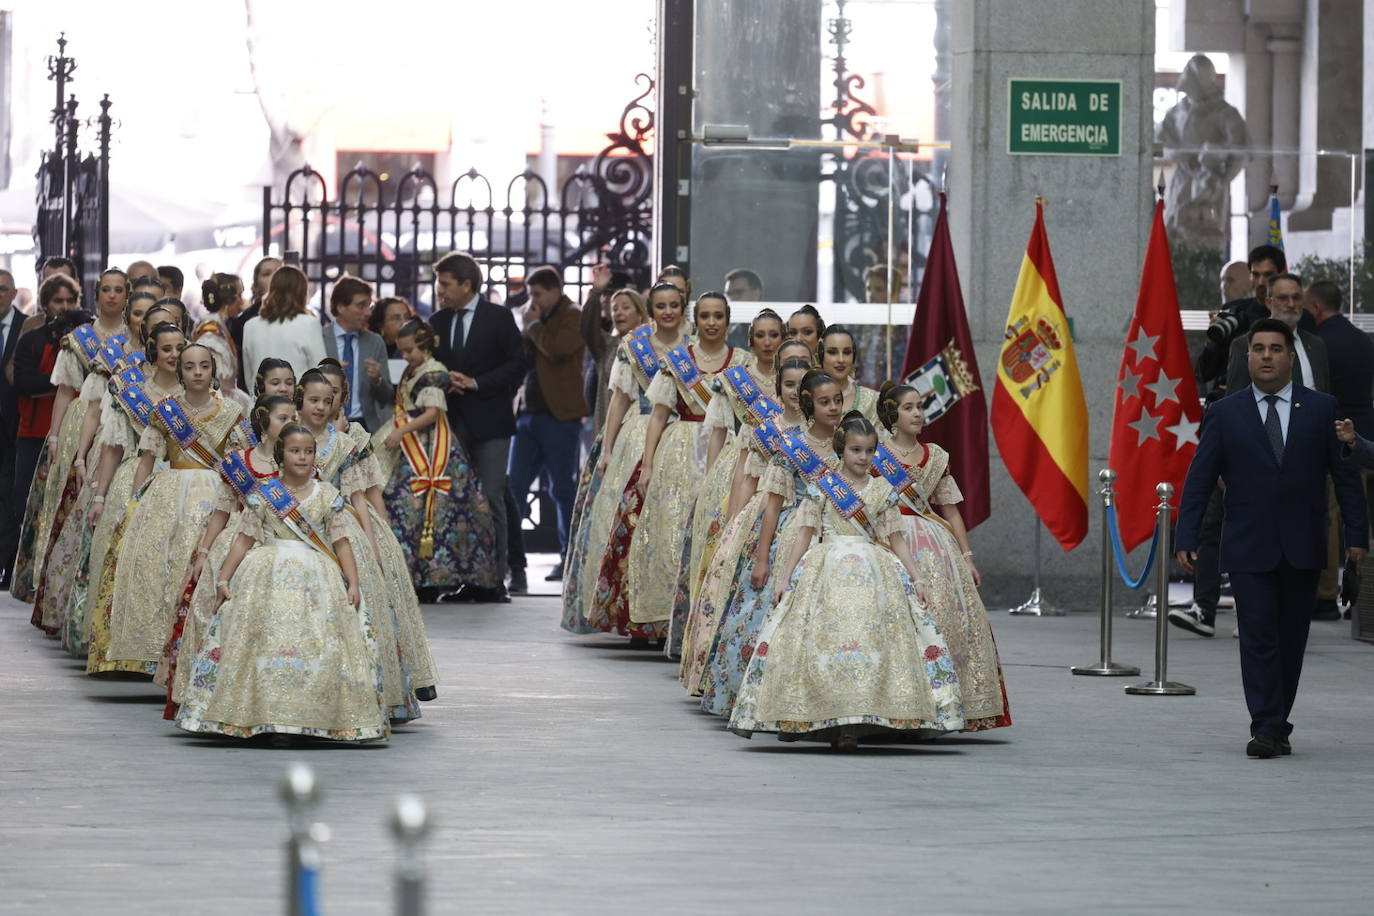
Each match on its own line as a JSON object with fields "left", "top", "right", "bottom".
{"left": 1105, "top": 503, "right": 1158, "bottom": 590}
{"left": 297, "top": 865, "right": 321, "bottom": 916}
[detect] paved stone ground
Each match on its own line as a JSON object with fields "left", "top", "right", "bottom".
{"left": 4, "top": 588, "right": 1373, "bottom": 915}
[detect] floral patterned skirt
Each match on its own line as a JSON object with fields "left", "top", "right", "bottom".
{"left": 176, "top": 538, "right": 389, "bottom": 743}
{"left": 86, "top": 491, "right": 158, "bottom": 678}
{"left": 729, "top": 535, "right": 965, "bottom": 740}
{"left": 587, "top": 462, "right": 665, "bottom": 640}
{"left": 576, "top": 413, "right": 648, "bottom": 630}
{"left": 559, "top": 435, "right": 603, "bottom": 634}
{"left": 627, "top": 419, "right": 710, "bottom": 626}
{"left": 28, "top": 400, "right": 89, "bottom": 595}
{"left": 10, "top": 438, "right": 52, "bottom": 603}
{"left": 367, "top": 502, "right": 437, "bottom": 692}
{"left": 29, "top": 465, "right": 82, "bottom": 635}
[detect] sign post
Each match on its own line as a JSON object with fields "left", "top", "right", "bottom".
{"left": 1008, "top": 79, "right": 1122, "bottom": 156}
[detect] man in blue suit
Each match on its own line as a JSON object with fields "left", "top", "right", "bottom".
{"left": 1176, "top": 317, "right": 1368, "bottom": 759}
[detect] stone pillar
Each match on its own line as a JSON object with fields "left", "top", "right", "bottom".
{"left": 688, "top": 0, "right": 822, "bottom": 300}
{"left": 949, "top": 0, "right": 1155, "bottom": 590}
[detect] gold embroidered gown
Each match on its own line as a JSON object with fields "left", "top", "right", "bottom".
{"left": 883, "top": 440, "right": 1011, "bottom": 731}
{"left": 104, "top": 393, "right": 249, "bottom": 668}
{"left": 627, "top": 345, "right": 747, "bottom": 631}
{"left": 729, "top": 472, "right": 965, "bottom": 741}
{"left": 175, "top": 480, "right": 389, "bottom": 742}
{"left": 841, "top": 378, "right": 879, "bottom": 425}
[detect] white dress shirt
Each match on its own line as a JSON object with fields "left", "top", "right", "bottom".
{"left": 1292, "top": 334, "right": 1313, "bottom": 389}
{"left": 1252, "top": 380, "right": 1293, "bottom": 443}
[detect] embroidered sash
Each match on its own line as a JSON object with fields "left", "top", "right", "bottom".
{"left": 393, "top": 387, "right": 452, "bottom": 558}
{"left": 217, "top": 451, "right": 261, "bottom": 504}
{"left": 778, "top": 433, "right": 826, "bottom": 480}
{"left": 627, "top": 334, "right": 661, "bottom": 386}
{"left": 109, "top": 365, "right": 155, "bottom": 428}
{"left": 747, "top": 394, "right": 782, "bottom": 425}
{"left": 753, "top": 419, "right": 787, "bottom": 456}
{"left": 70, "top": 323, "right": 109, "bottom": 363}
{"left": 873, "top": 443, "right": 955, "bottom": 535}
{"left": 665, "top": 345, "right": 713, "bottom": 413}
{"left": 94, "top": 335, "right": 131, "bottom": 374}
{"left": 816, "top": 471, "right": 879, "bottom": 541}
{"left": 255, "top": 477, "right": 341, "bottom": 565}
{"left": 152, "top": 398, "right": 223, "bottom": 469}
{"left": 721, "top": 365, "right": 763, "bottom": 417}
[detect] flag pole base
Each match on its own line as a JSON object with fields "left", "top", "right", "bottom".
{"left": 1070, "top": 661, "right": 1141, "bottom": 677}
{"left": 1126, "top": 593, "right": 1157, "bottom": 619}
{"left": 1124, "top": 680, "right": 1196, "bottom": 696}
{"left": 1007, "top": 588, "right": 1065, "bottom": 616}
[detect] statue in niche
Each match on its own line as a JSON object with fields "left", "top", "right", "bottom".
{"left": 1157, "top": 55, "right": 1249, "bottom": 251}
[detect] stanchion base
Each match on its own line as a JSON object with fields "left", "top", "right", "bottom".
{"left": 1125, "top": 594, "right": 1157, "bottom": 619}
{"left": 1124, "top": 680, "right": 1196, "bottom": 696}
{"left": 1007, "top": 588, "right": 1066, "bottom": 616}
{"left": 1070, "top": 662, "right": 1141, "bottom": 676}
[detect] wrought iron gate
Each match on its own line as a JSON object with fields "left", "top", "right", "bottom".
{"left": 262, "top": 75, "right": 656, "bottom": 315}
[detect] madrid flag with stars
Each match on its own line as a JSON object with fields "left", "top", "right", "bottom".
{"left": 992, "top": 201, "right": 1090, "bottom": 551}
{"left": 1109, "top": 200, "right": 1202, "bottom": 550}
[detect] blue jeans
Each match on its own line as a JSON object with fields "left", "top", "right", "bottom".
{"left": 507, "top": 412, "right": 582, "bottom": 556}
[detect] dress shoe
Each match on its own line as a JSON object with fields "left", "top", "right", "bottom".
{"left": 0, "top": 568, "right": 10, "bottom": 592}
{"left": 508, "top": 567, "right": 529, "bottom": 595}
{"left": 1246, "top": 734, "right": 1281, "bottom": 759}
{"left": 414, "top": 686, "right": 438, "bottom": 702}
{"left": 1312, "top": 599, "right": 1341, "bottom": 621}
{"left": 1277, "top": 736, "right": 1292, "bottom": 756}
{"left": 544, "top": 561, "right": 564, "bottom": 582}
{"left": 1168, "top": 604, "right": 1215, "bottom": 637}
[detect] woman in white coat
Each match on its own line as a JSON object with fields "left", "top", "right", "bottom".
{"left": 241, "top": 265, "right": 325, "bottom": 379}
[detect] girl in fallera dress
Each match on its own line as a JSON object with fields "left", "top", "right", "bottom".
{"left": 718, "top": 310, "right": 788, "bottom": 523}
{"left": 785, "top": 305, "right": 825, "bottom": 355}
{"left": 296, "top": 369, "right": 420, "bottom": 720}
{"left": 684, "top": 353, "right": 813, "bottom": 698}
{"left": 176, "top": 425, "right": 389, "bottom": 744}
{"left": 560, "top": 288, "right": 651, "bottom": 634}
{"left": 254, "top": 357, "right": 296, "bottom": 400}
{"left": 161, "top": 394, "right": 296, "bottom": 715}
{"left": 193, "top": 272, "right": 253, "bottom": 412}
{"left": 586, "top": 281, "right": 688, "bottom": 641}
{"left": 875, "top": 381, "right": 1011, "bottom": 731}
{"left": 373, "top": 320, "right": 498, "bottom": 601}
{"left": 103, "top": 343, "right": 251, "bottom": 675}
{"left": 26, "top": 269, "right": 129, "bottom": 623}
{"left": 628, "top": 290, "right": 750, "bottom": 654}
{"left": 51, "top": 289, "right": 159, "bottom": 653}
{"left": 699, "top": 366, "right": 835, "bottom": 715}
{"left": 729, "top": 412, "right": 964, "bottom": 749}
{"left": 85, "top": 317, "right": 186, "bottom": 676}
{"left": 818, "top": 325, "right": 879, "bottom": 423}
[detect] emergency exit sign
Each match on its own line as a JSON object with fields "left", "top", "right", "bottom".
{"left": 1008, "top": 79, "right": 1121, "bottom": 156}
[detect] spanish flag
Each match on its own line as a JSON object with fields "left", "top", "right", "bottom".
{"left": 990, "top": 201, "right": 1090, "bottom": 550}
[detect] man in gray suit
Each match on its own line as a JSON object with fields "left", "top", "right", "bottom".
{"left": 1224, "top": 274, "right": 1329, "bottom": 394}
{"left": 322, "top": 277, "right": 394, "bottom": 432}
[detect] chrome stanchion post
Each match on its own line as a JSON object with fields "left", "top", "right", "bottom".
{"left": 1125, "top": 483, "right": 1195, "bottom": 696}
{"left": 1072, "top": 469, "right": 1139, "bottom": 676}
{"left": 1126, "top": 592, "right": 1158, "bottom": 619}
{"left": 392, "top": 794, "right": 430, "bottom": 916}
{"left": 281, "top": 763, "right": 325, "bottom": 916}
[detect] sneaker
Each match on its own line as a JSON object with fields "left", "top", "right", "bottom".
{"left": 1167, "top": 603, "right": 1215, "bottom": 637}
{"left": 508, "top": 568, "right": 529, "bottom": 595}
{"left": 1232, "top": 626, "right": 1240, "bottom": 639}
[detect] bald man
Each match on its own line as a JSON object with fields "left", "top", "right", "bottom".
{"left": 1220, "top": 261, "right": 1249, "bottom": 306}
{"left": 126, "top": 260, "right": 157, "bottom": 286}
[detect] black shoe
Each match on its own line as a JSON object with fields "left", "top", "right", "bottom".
{"left": 414, "top": 686, "right": 438, "bottom": 702}
{"left": 1277, "top": 736, "right": 1292, "bottom": 756}
{"left": 0, "top": 568, "right": 10, "bottom": 591}
{"left": 1246, "top": 734, "right": 1281, "bottom": 759}
{"left": 544, "top": 561, "right": 564, "bottom": 582}
{"left": 508, "top": 567, "right": 528, "bottom": 595}
{"left": 1168, "top": 604, "right": 1215, "bottom": 637}
{"left": 1312, "top": 599, "right": 1341, "bottom": 621}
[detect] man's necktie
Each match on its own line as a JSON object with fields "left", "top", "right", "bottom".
{"left": 1263, "top": 394, "right": 1285, "bottom": 465}
{"left": 451, "top": 309, "right": 467, "bottom": 354}
{"left": 342, "top": 332, "right": 357, "bottom": 417}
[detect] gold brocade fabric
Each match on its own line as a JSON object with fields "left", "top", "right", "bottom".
{"left": 176, "top": 482, "right": 389, "bottom": 742}
{"left": 85, "top": 494, "right": 158, "bottom": 677}
{"left": 729, "top": 475, "right": 965, "bottom": 736}
{"left": 106, "top": 396, "right": 248, "bottom": 663}
{"left": 896, "top": 443, "right": 1010, "bottom": 728}
{"left": 29, "top": 399, "right": 89, "bottom": 589}
{"left": 841, "top": 380, "right": 879, "bottom": 425}
{"left": 578, "top": 411, "right": 649, "bottom": 624}
{"left": 365, "top": 502, "right": 438, "bottom": 690}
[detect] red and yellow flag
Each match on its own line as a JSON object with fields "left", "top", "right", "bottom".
{"left": 990, "top": 201, "right": 1090, "bottom": 550}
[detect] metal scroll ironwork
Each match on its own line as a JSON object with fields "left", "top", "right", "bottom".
{"left": 263, "top": 74, "right": 656, "bottom": 313}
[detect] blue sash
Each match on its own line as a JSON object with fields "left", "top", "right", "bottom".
{"left": 627, "top": 335, "right": 660, "bottom": 383}
{"left": 95, "top": 335, "right": 130, "bottom": 374}
{"left": 153, "top": 398, "right": 220, "bottom": 468}
{"left": 70, "top": 323, "right": 106, "bottom": 362}
{"left": 816, "top": 471, "right": 879, "bottom": 540}
{"left": 873, "top": 444, "right": 931, "bottom": 513}
{"left": 722, "top": 366, "right": 761, "bottom": 407}
{"left": 255, "top": 477, "right": 341, "bottom": 565}
{"left": 665, "top": 345, "right": 713, "bottom": 411}
{"left": 748, "top": 394, "right": 782, "bottom": 424}
{"left": 753, "top": 419, "right": 786, "bottom": 456}
{"left": 108, "top": 365, "right": 155, "bottom": 428}
{"left": 778, "top": 433, "right": 825, "bottom": 480}
{"left": 217, "top": 451, "right": 260, "bottom": 503}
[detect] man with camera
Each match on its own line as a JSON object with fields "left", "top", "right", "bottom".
{"left": 1194, "top": 245, "right": 1291, "bottom": 402}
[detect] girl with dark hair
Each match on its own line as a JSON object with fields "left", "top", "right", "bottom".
{"left": 374, "top": 319, "right": 497, "bottom": 603}
{"left": 685, "top": 356, "right": 812, "bottom": 702}
{"left": 628, "top": 289, "right": 749, "bottom": 655}
{"left": 176, "top": 425, "right": 389, "bottom": 743}
{"left": 84, "top": 322, "right": 186, "bottom": 676}
{"left": 159, "top": 393, "right": 296, "bottom": 714}
{"left": 194, "top": 272, "right": 251, "bottom": 409}
{"left": 101, "top": 343, "right": 251, "bottom": 677}
{"left": 297, "top": 368, "right": 422, "bottom": 719}
{"left": 719, "top": 313, "right": 798, "bottom": 523}
{"left": 23, "top": 270, "right": 128, "bottom": 616}
{"left": 577, "top": 281, "right": 688, "bottom": 639}
{"left": 819, "top": 325, "right": 878, "bottom": 423}
{"left": 785, "top": 305, "right": 825, "bottom": 352}
{"left": 253, "top": 357, "right": 295, "bottom": 399}
{"left": 875, "top": 381, "right": 1010, "bottom": 730}
{"left": 656, "top": 264, "right": 692, "bottom": 300}
{"left": 729, "top": 411, "right": 964, "bottom": 749}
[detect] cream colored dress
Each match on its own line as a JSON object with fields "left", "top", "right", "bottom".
{"left": 176, "top": 480, "right": 389, "bottom": 742}
{"left": 729, "top": 472, "right": 965, "bottom": 741}
{"left": 841, "top": 378, "right": 879, "bottom": 425}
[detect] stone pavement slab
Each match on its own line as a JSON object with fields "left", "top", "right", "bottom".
{"left": 3, "top": 592, "right": 1373, "bottom": 915}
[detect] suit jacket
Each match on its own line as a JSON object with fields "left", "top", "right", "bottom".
{"left": 1177, "top": 384, "right": 1368, "bottom": 572}
{"left": 430, "top": 298, "right": 525, "bottom": 440}
{"left": 523, "top": 295, "right": 588, "bottom": 422}
{"left": 1314, "top": 313, "right": 1374, "bottom": 439}
{"left": 1225, "top": 329, "right": 1329, "bottom": 395}
{"left": 321, "top": 322, "right": 394, "bottom": 431}
{"left": 0, "top": 308, "right": 24, "bottom": 436}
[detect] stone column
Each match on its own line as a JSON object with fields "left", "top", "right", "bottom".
{"left": 949, "top": 0, "right": 1155, "bottom": 591}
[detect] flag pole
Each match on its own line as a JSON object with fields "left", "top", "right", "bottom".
{"left": 885, "top": 138, "right": 897, "bottom": 379}
{"left": 1008, "top": 515, "right": 1065, "bottom": 616}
